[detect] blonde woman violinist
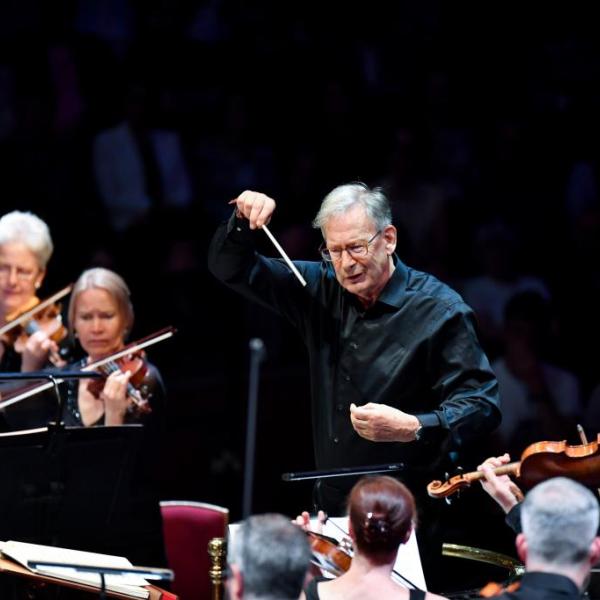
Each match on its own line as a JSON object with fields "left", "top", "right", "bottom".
{"left": 62, "top": 267, "right": 165, "bottom": 427}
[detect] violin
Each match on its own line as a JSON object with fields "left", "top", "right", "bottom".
{"left": 0, "top": 285, "right": 72, "bottom": 364}
{"left": 306, "top": 530, "right": 352, "bottom": 576}
{"left": 0, "top": 326, "right": 176, "bottom": 412}
{"left": 86, "top": 350, "right": 152, "bottom": 416}
{"left": 427, "top": 432, "right": 600, "bottom": 499}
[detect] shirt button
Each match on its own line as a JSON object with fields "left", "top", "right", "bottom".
{"left": 344, "top": 375, "right": 351, "bottom": 382}
{"left": 350, "top": 342, "right": 358, "bottom": 350}
{"left": 336, "top": 403, "right": 343, "bottom": 411}
{"left": 333, "top": 437, "right": 339, "bottom": 443}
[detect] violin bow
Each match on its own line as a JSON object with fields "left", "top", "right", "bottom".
{"left": 0, "top": 326, "right": 176, "bottom": 410}
{"left": 82, "top": 326, "right": 176, "bottom": 372}
{"left": 0, "top": 284, "right": 73, "bottom": 336}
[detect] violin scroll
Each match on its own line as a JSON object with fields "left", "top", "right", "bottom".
{"left": 427, "top": 462, "right": 521, "bottom": 499}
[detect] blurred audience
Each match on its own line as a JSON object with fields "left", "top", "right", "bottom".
{"left": 491, "top": 292, "right": 582, "bottom": 456}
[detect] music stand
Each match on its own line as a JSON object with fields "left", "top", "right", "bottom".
{"left": 0, "top": 424, "right": 143, "bottom": 553}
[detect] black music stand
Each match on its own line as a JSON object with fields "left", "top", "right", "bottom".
{"left": 0, "top": 424, "right": 143, "bottom": 554}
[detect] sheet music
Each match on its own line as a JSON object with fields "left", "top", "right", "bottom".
{"left": 0, "top": 540, "right": 149, "bottom": 599}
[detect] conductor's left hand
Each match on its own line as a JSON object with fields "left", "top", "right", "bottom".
{"left": 350, "top": 402, "right": 420, "bottom": 442}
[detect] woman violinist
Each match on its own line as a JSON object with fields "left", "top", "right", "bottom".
{"left": 0, "top": 210, "right": 60, "bottom": 372}
{"left": 62, "top": 267, "right": 165, "bottom": 427}
{"left": 65, "top": 267, "right": 167, "bottom": 567}
{"left": 301, "top": 476, "right": 445, "bottom": 600}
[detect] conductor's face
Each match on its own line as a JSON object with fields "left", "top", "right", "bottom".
{"left": 323, "top": 204, "right": 397, "bottom": 308}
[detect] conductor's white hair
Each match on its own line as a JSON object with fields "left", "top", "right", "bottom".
{"left": 312, "top": 183, "right": 392, "bottom": 236}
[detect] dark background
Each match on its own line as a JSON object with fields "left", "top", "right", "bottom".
{"left": 2, "top": 0, "right": 600, "bottom": 576}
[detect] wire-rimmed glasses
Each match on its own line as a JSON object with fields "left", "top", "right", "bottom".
{"left": 319, "top": 230, "right": 382, "bottom": 262}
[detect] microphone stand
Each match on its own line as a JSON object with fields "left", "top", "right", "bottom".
{"left": 0, "top": 371, "right": 104, "bottom": 446}
{"left": 0, "top": 370, "right": 103, "bottom": 410}
{"left": 242, "top": 338, "right": 266, "bottom": 519}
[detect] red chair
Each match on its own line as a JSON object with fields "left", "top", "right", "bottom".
{"left": 160, "top": 500, "right": 229, "bottom": 600}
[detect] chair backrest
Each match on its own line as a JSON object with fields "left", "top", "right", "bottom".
{"left": 160, "top": 500, "right": 229, "bottom": 600}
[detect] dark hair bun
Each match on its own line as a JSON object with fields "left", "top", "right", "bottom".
{"left": 363, "top": 512, "right": 390, "bottom": 544}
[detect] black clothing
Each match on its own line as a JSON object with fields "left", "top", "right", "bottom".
{"left": 493, "top": 572, "right": 581, "bottom": 600}
{"left": 0, "top": 344, "right": 46, "bottom": 431}
{"left": 304, "top": 576, "right": 427, "bottom": 599}
{"left": 209, "top": 214, "right": 500, "bottom": 499}
{"left": 0, "top": 343, "right": 22, "bottom": 372}
{"left": 506, "top": 504, "right": 522, "bottom": 534}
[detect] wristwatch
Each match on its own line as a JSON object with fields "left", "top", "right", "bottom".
{"left": 414, "top": 419, "right": 424, "bottom": 441}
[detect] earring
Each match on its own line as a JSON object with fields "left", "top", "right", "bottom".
{"left": 35, "top": 282, "right": 41, "bottom": 289}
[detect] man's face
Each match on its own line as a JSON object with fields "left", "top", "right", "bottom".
{"left": 322, "top": 204, "right": 396, "bottom": 306}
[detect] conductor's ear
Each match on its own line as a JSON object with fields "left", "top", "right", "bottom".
{"left": 383, "top": 224, "right": 397, "bottom": 256}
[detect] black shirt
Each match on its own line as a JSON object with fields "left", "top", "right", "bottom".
{"left": 493, "top": 572, "right": 582, "bottom": 600}
{"left": 304, "top": 576, "right": 426, "bottom": 600}
{"left": 209, "top": 214, "right": 500, "bottom": 478}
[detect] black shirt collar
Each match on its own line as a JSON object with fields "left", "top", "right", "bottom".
{"left": 336, "top": 255, "right": 408, "bottom": 312}
{"left": 377, "top": 255, "right": 409, "bottom": 308}
{"left": 521, "top": 571, "right": 580, "bottom": 595}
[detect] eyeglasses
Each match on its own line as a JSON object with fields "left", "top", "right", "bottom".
{"left": 0, "top": 263, "right": 38, "bottom": 282}
{"left": 319, "top": 230, "right": 382, "bottom": 262}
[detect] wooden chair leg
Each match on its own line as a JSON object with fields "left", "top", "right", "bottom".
{"left": 208, "top": 537, "right": 227, "bottom": 600}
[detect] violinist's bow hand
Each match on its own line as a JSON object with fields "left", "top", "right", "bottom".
{"left": 294, "top": 510, "right": 327, "bottom": 534}
{"left": 478, "top": 454, "right": 524, "bottom": 514}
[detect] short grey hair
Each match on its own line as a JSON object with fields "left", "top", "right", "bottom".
{"left": 312, "top": 183, "right": 392, "bottom": 236}
{"left": 228, "top": 513, "right": 311, "bottom": 600}
{"left": 0, "top": 210, "right": 53, "bottom": 269}
{"left": 521, "top": 477, "right": 599, "bottom": 567}
{"left": 68, "top": 268, "right": 134, "bottom": 338}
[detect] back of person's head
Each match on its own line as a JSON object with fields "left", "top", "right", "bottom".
{"left": 312, "top": 183, "right": 392, "bottom": 235}
{"left": 0, "top": 210, "right": 53, "bottom": 269}
{"left": 228, "top": 513, "right": 311, "bottom": 600}
{"left": 348, "top": 476, "right": 415, "bottom": 564}
{"left": 521, "top": 477, "right": 599, "bottom": 568}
